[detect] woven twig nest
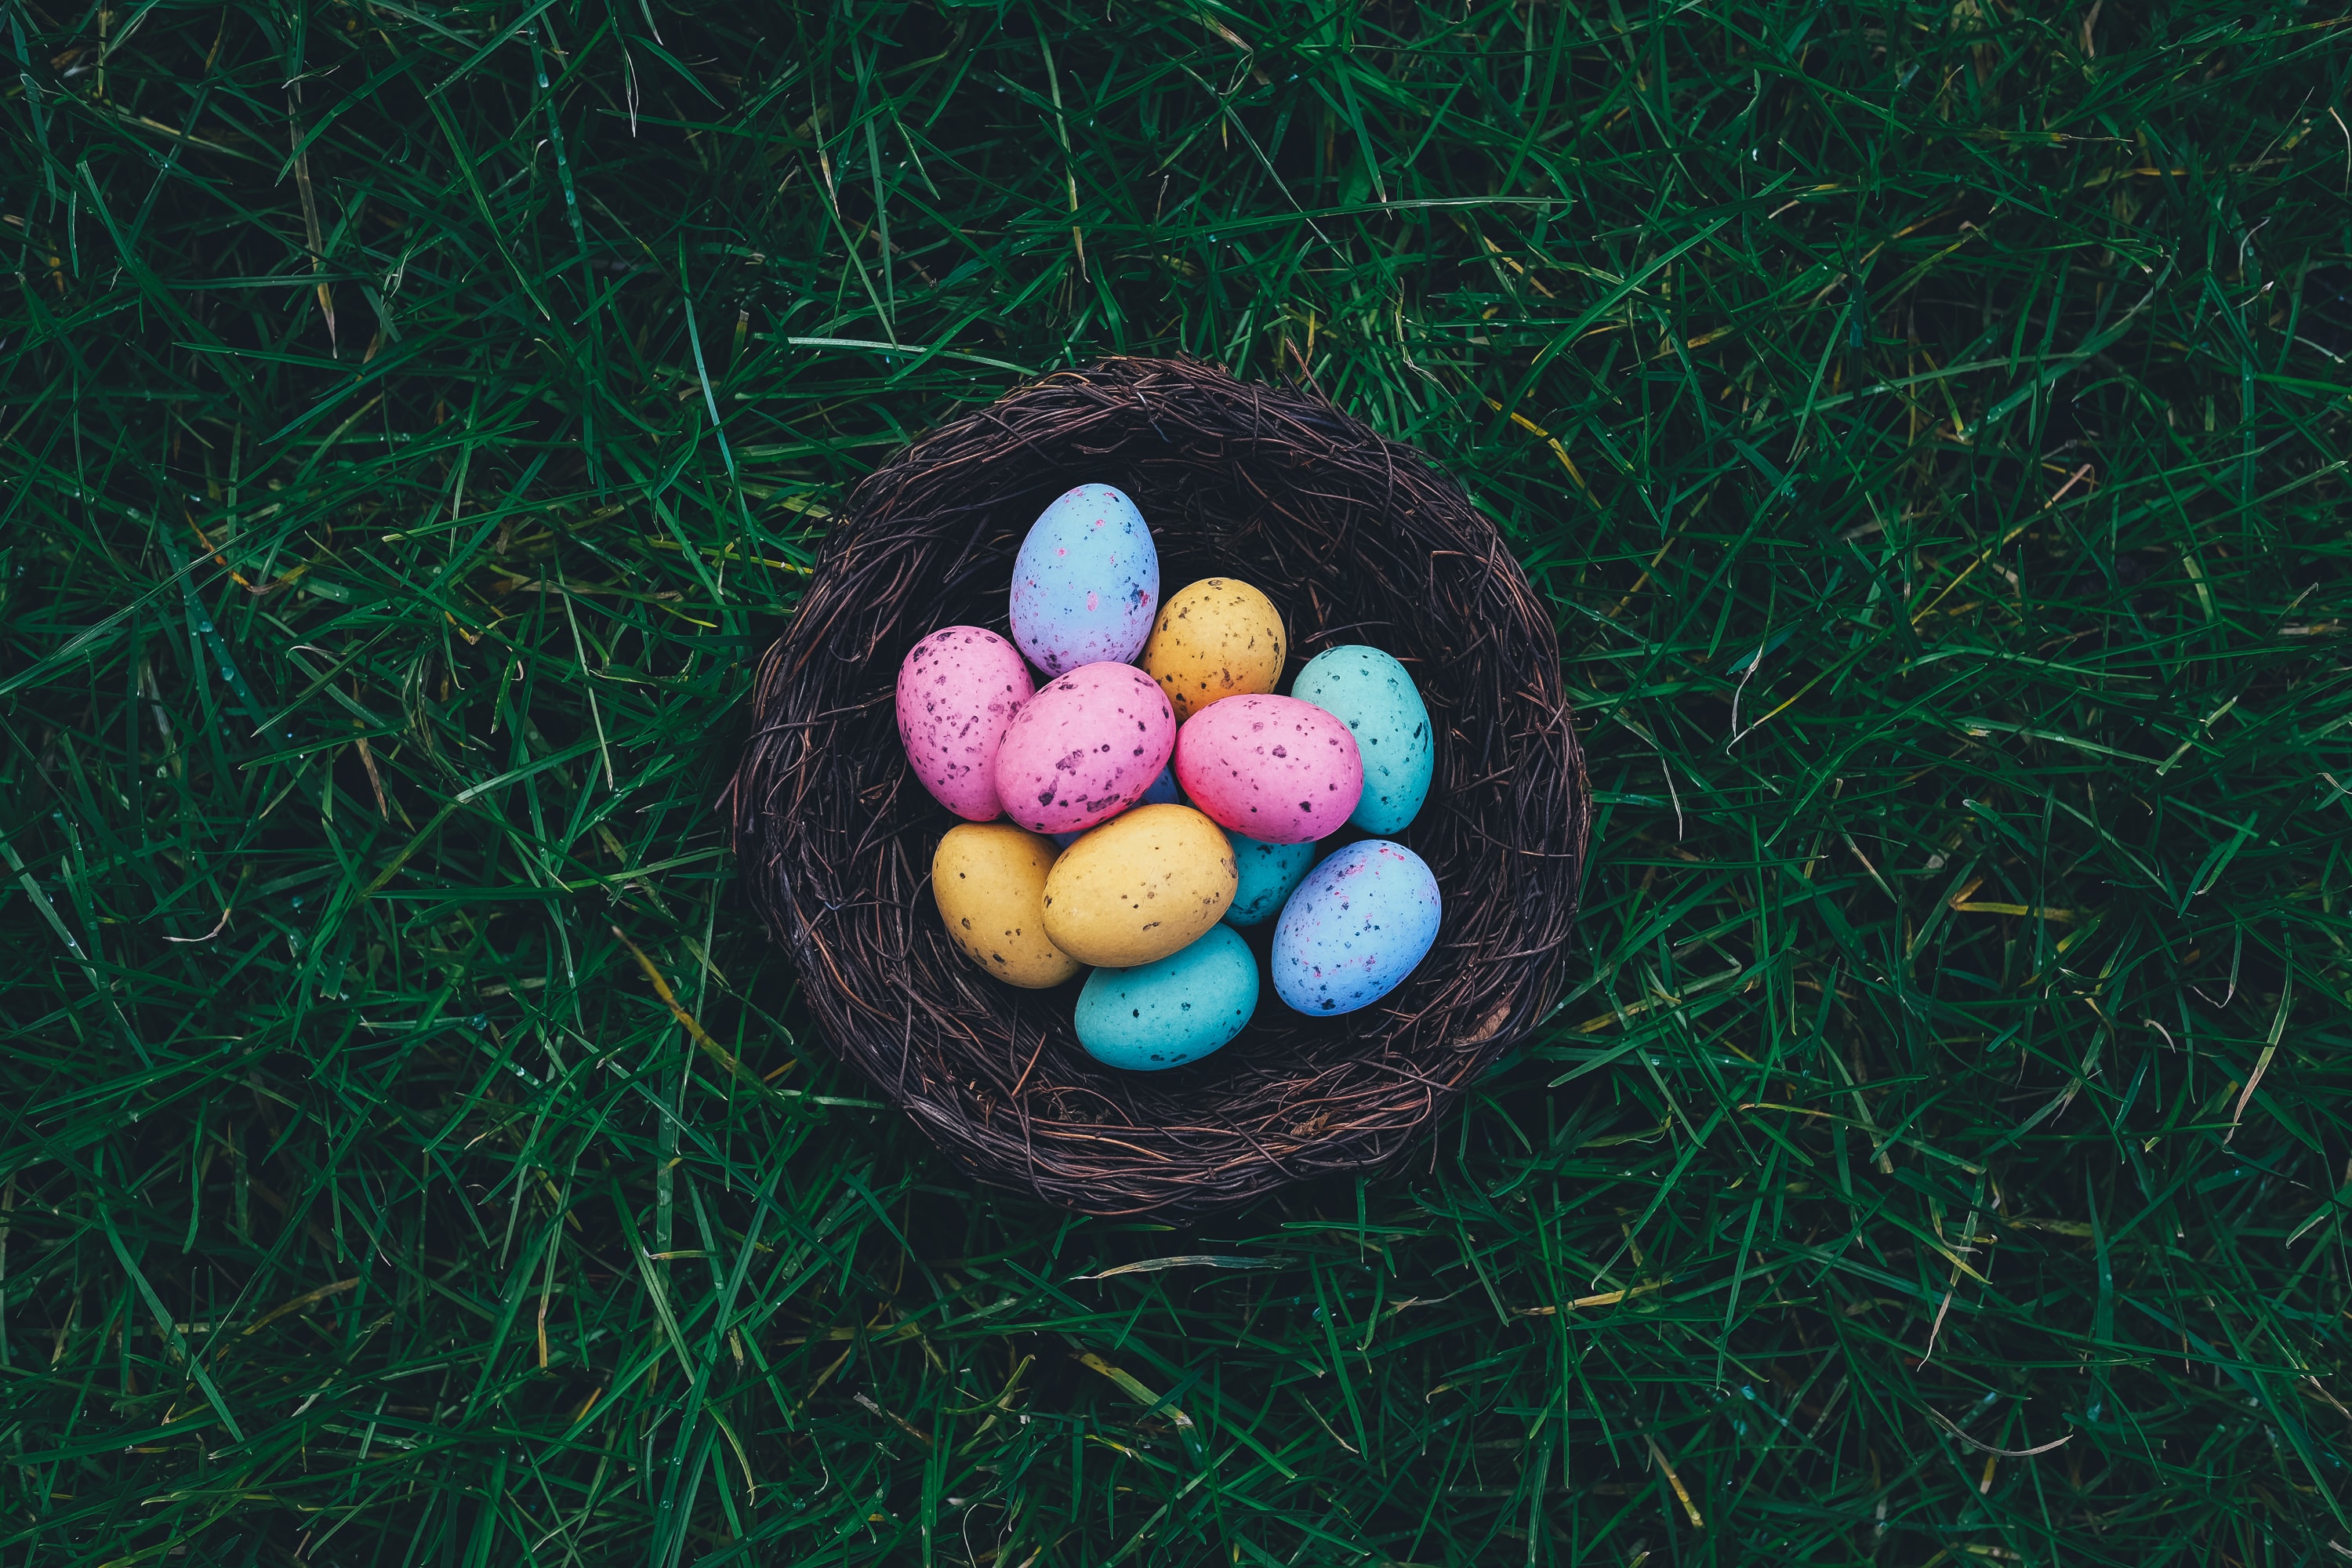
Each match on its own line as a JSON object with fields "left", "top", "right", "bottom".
{"left": 728, "top": 357, "right": 1588, "bottom": 1217}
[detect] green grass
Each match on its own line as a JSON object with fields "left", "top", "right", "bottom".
{"left": 4, "top": 0, "right": 2351, "bottom": 1562}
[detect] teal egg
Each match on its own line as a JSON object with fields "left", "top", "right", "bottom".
{"left": 1290, "top": 646, "right": 1434, "bottom": 834}
{"left": 1223, "top": 831, "right": 1316, "bottom": 927}
{"left": 1074, "top": 925, "right": 1259, "bottom": 1071}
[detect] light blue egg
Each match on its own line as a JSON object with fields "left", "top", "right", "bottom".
{"left": 1054, "top": 765, "right": 1180, "bottom": 847}
{"left": 1075, "top": 925, "right": 1260, "bottom": 1070}
{"left": 1272, "top": 840, "right": 1441, "bottom": 1015}
{"left": 1223, "top": 831, "right": 1316, "bottom": 928}
{"left": 1290, "top": 645, "right": 1434, "bottom": 834}
{"left": 1008, "top": 484, "right": 1160, "bottom": 677}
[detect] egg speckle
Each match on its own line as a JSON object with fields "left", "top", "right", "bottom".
{"left": 1075, "top": 925, "right": 1259, "bottom": 1070}
{"left": 896, "top": 626, "right": 1034, "bottom": 820}
{"left": 1009, "top": 484, "right": 1159, "bottom": 676}
{"left": 1272, "top": 840, "right": 1441, "bottom": 1015}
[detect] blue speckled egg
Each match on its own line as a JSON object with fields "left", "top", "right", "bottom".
{"left": 1052, "top": 765, "right": 1184, "bottom": 848}
{"left": 1290, "top": 646, "right": 1435, "bottom": 835}
{"left": 1009, "top": 484, "right": 1160, "bottom": 677}
{"left": 1223, "top": 831, "right": 1316, "bottom": 928}
{"left": 1272, "top": 840, "right": 1441, "bottom": 1015}
{"left": 1075, "top": 924, "right": 1260, "bottom": 1071}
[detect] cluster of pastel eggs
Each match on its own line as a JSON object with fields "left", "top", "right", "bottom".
{"left": 896, "top": 484, "right": 1439, "bottom": 1073}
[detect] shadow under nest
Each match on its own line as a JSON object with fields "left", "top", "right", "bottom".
{"left": 728, "top": 356, "right": 1588, "bottom": 1218}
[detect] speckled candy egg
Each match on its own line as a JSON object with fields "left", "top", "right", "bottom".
{"left": 1008, "top": 484, "right": 1160, "bottom": 676}
{"left": 1173, "top": 694, "right": 1363, "bottom": 845}
{"left": 993, "top": 662, "right": 1176, "bottom": 837}
{"left": 896, "top": 626, "right": 1035, "bottom": 820}
{"left": 1272, "top": 840, "right": 1442, "bottom": 1015}
{"left": 931, "top": 823, "right": 1083, "bottom": 989}
{"left": 1040, "top": 804, "right": 1236, "bottom": 967}
{"left": 1138, "top": 577, "right": 1287, "bottom": 721}
{"left": 1074, "top": 925, "right": 1259, "bottom": 1071}
{"left": 1223, "top": 831, "right": 1316, "bottom": 928}
{"left": 1290, "top": 645, "right": 1436, "bottom": 835}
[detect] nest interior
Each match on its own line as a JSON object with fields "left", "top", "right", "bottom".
{"left": 729, "top": 357, "right": 1588, "bottom": 1217}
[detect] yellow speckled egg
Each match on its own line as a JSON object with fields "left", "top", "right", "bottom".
{"left": 1040, "top": 804, "right": 1238, "bottom": 967}
{"left": 931, "top": 823, "right": 1083, "bottom": 989}
{"left": 1138, "top": 578, "right": 1288, "bottom": 721}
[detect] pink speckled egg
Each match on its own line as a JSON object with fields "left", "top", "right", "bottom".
{"left": 896, "top": 626, "right": 1035, "bottom": 821}
{"left": 1174, "top": 694, "right": 1363, "bottom": 844}
{"left": 993, "top": 662, "right": 1177, "bottom": 836}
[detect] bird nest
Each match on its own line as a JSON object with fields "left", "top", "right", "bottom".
{"left": 728, "top": 356, "right": 1588, "bottom": 1217}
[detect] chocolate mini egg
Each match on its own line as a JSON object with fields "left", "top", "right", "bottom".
{"left": 1138, "top": 577, "right": 1287, "bottom": 721}
{"left": 1040, "top": 804, "right": 1236, "bottom": 967}
{"left": 1008, "top": 484, "right": 1160, "bottom": 677}
{"left": 1291, "top": 645, "right": 1435, "bottom": 834}
{"left": 931, "top": 823, "right": 1083, "bottom": 989}
{"left": 1173, "top": 694, "right": 1363, "bottom": 845}
{"left": 993, "top": 662, "right": 1176, "bottom": 837}
{"left": 896, "top": 626, "right": 1035, "bottom": 820}
{"left": 1272, "top": 840, "right": 1441, "bottom": 1015}
{"left": 1075, "top": 924, "right": 1259, "bottom": 1071}
{"left": 1223, "top": 831, "right": 1316, "bottom": 928}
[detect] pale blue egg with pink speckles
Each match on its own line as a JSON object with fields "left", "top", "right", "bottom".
{"left": 1009, "top": 484, "right": 1160, "bottom": 677}
{"left": 1222, "top": 831, "right": 1316, "bottom": 927}
{"left": 1075, "top": 924, "right": 1259, "bottom": 1071}
{"left": 1272, "top": 840, "right": 1441, "bottom": 1015}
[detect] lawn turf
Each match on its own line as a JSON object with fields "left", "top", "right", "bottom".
{"left": 5, "top": 2, "right": 2352, "bottom": 1563}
